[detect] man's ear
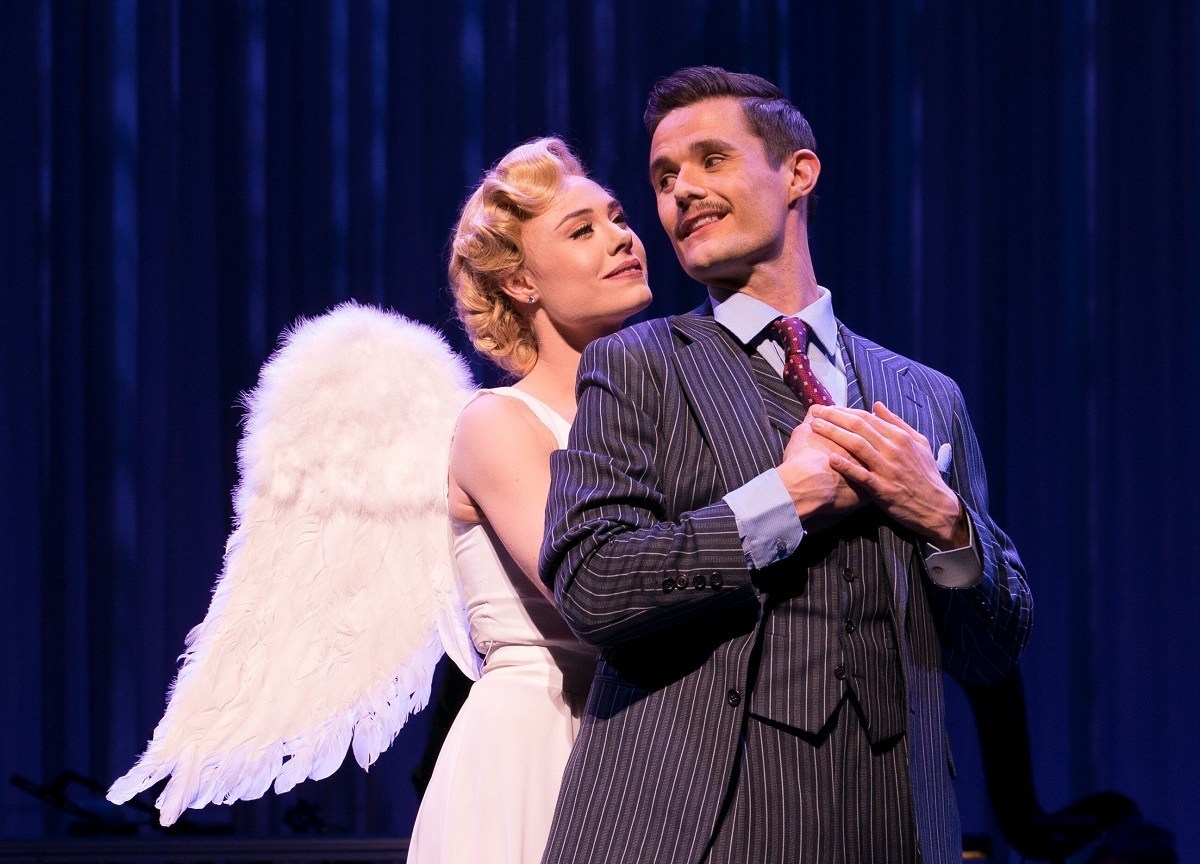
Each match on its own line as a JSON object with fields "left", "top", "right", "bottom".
{"left": 500, "top": 270, "right": 539, "bottom": 306}
{"left": 786, "top": 149, "right": 820, "bottom": 207}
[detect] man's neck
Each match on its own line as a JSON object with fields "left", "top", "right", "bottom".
{"left": 705, "top": 226, "right": 820, "bottom": 314}
{"left": 708, "top": 266, "right": 820, "bottom": 315}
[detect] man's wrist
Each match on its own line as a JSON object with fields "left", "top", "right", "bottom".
{"left": 774, "top": 464, "right": 828, "bottom": 521}
{"left": 924, "top": 488, "right": 969, "bottom": 549}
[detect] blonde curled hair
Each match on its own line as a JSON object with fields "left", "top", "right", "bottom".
{"left": 449, "top": 137, "right": 587, "bottom": 376}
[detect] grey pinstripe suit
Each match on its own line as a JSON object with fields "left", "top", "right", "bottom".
{"left": 539, "top": 304, "right": 1033, "bottom": 864}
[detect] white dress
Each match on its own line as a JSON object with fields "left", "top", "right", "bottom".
{"left": 407, "top": 387, "right": 597, "bottom": 864}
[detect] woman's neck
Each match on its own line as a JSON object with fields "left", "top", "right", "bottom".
{"left": 513, "top": 337, "right": 582, "bottom": 424}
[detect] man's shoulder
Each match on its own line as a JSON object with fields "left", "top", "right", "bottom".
{"left": 585, "top": 308, "right": 705, "bottom": 361}
{"left": 608, "top": 315, "right": 677, "bottom": 345}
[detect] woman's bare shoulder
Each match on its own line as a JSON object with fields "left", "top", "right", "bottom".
{"left": 450, "top": 392, "right": 557, "bottom": 492}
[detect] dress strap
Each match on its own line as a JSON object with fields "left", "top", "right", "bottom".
{"left": 470, "top": 387, "right": 571, "bottom": 447}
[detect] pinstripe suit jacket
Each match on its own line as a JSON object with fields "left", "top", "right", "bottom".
{"left": 540, "top": 305, "right": 1033, "bottom": 864}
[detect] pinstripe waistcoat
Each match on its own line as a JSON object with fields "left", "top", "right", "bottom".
{"left": 539, "top": 306, "right": 1033, "bottom": 864}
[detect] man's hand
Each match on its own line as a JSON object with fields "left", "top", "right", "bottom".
{"left": 776, "top": 420, "right": 866, "bottom": 527}
{"left": 808, "top": 402, "right": 968, "bottom": 548}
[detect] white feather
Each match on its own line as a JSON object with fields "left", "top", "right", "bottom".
{"left": 108, "top": 302, "right": 479, "bottom": 824}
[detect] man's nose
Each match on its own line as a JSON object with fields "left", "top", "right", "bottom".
{"left": 673, "top": 168, "right": 706, "bottom": 205}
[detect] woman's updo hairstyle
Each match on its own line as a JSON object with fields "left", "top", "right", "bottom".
{"left": 449, "top": 137, "right": 587, "bottom": 376}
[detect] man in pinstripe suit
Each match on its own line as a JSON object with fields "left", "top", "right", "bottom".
{"left": 539, "top": 66, "right": 1033, "bottom": 864}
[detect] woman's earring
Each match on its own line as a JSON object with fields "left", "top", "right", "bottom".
{"left": 527, "top": 296, "right": 537, "bottom": 304}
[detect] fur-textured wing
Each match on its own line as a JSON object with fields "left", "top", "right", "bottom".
{"left": 108, "top": 302, "right": 480, "bottom": 825}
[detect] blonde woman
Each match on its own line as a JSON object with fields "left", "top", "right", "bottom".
{"left": 407, "top": 137, "right": 652, "bottom": 862}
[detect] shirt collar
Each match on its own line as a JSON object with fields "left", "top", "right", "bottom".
{"left": 711, "top": 286, "right": 839, "bottom": 359}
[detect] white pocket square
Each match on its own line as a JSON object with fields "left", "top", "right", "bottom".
{"left": 936, "top": 443, "right": 953, "bottom": 476}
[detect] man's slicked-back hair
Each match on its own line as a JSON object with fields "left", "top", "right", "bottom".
{"left": 644, "top": 65, "right": 818, "bottom": 169}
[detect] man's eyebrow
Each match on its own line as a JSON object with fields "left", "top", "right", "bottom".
{"left": 649, "top": 154, "right": 675, "bottom": 181}
{"left": 649, "top": 138, "right": 737, "bottom": 181}
{"left": 690, "top": 138, "right": 736, "bottom": 155}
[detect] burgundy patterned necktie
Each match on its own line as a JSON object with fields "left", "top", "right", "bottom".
{"left": 767, "top": 316, "right": 835, "bottom": 409}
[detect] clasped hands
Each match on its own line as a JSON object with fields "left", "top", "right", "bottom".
{"left": 776, "top": 402, "right": 968, "bottom": 548}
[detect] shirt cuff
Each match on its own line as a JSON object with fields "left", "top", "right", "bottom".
{"left": 924, "top": 510, "right": 983, "bottom": 588}
{"left": 723, "top": 470, "right": 806, "bottom": 570}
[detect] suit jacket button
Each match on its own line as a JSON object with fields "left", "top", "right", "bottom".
{"left": 662, "top": 578, "right": 675, "bottom": 593}
{"left": 710, "top": 573, "right": 723, "bottom": 589}
{"left": 834, "top": 665, "right": 847, "bottom": 680}
{"left": 674, "top": 575, "right": 688, "bottom": 589}
{"left": 842, "top": 567, "right": 855, "bottom": 582}
{"left": 844, "top": 618, "right": 857, "bottom": 634}
{"left": 726, "top": 688, "right": 741, "bottom": 707}
{"left": 692, "top": 574, "right": 707, "bottom": 589}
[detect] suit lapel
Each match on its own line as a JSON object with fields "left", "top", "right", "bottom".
{"left": 749, "top": 356, "right": 807, "bottom": 439}
{"left": 840, "top": 323, "right": 929, "bottom": 435}
{"left": 839, "top": 324, "right": 930, "bottom": 625}
{"left": 670, "top": 308, "right": 780, "bottom": 494}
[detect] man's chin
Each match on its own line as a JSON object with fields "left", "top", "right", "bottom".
{"left": 677, "top": 245, "right": 716, "bottom": 277}
{"left": 680, "top": 254, "right": 739, "bottom": 287}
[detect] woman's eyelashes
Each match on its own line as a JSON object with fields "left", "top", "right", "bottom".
{"left": 568, "top": 210, "right": 628, "bottom": 240}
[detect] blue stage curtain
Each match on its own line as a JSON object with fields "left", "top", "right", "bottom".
{"left": 2, "top": 0, "right": 1198, "bottom": 855}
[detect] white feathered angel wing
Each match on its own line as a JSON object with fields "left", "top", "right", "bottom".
{"left": 108, "top": 301, "right": 482, "bottom": 825}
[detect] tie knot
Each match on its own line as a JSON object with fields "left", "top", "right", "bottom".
{"left": 767, "top": 316, "right": 810, "bottom": 358}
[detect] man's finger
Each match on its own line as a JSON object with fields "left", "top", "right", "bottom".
{"left": 829, "top": 454, "right": 877, "bottom": 492}
{"left": 812, "top": 417, "right": 879, "bottom": 465}
{"left": 872, "top": 401, "right": 934, "bottom": 450}
{"left": 811, "top": 405, "right": 894, "bottom": 448}
{"left": 872, "top": 401, "right": 921, "bottom": 437}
